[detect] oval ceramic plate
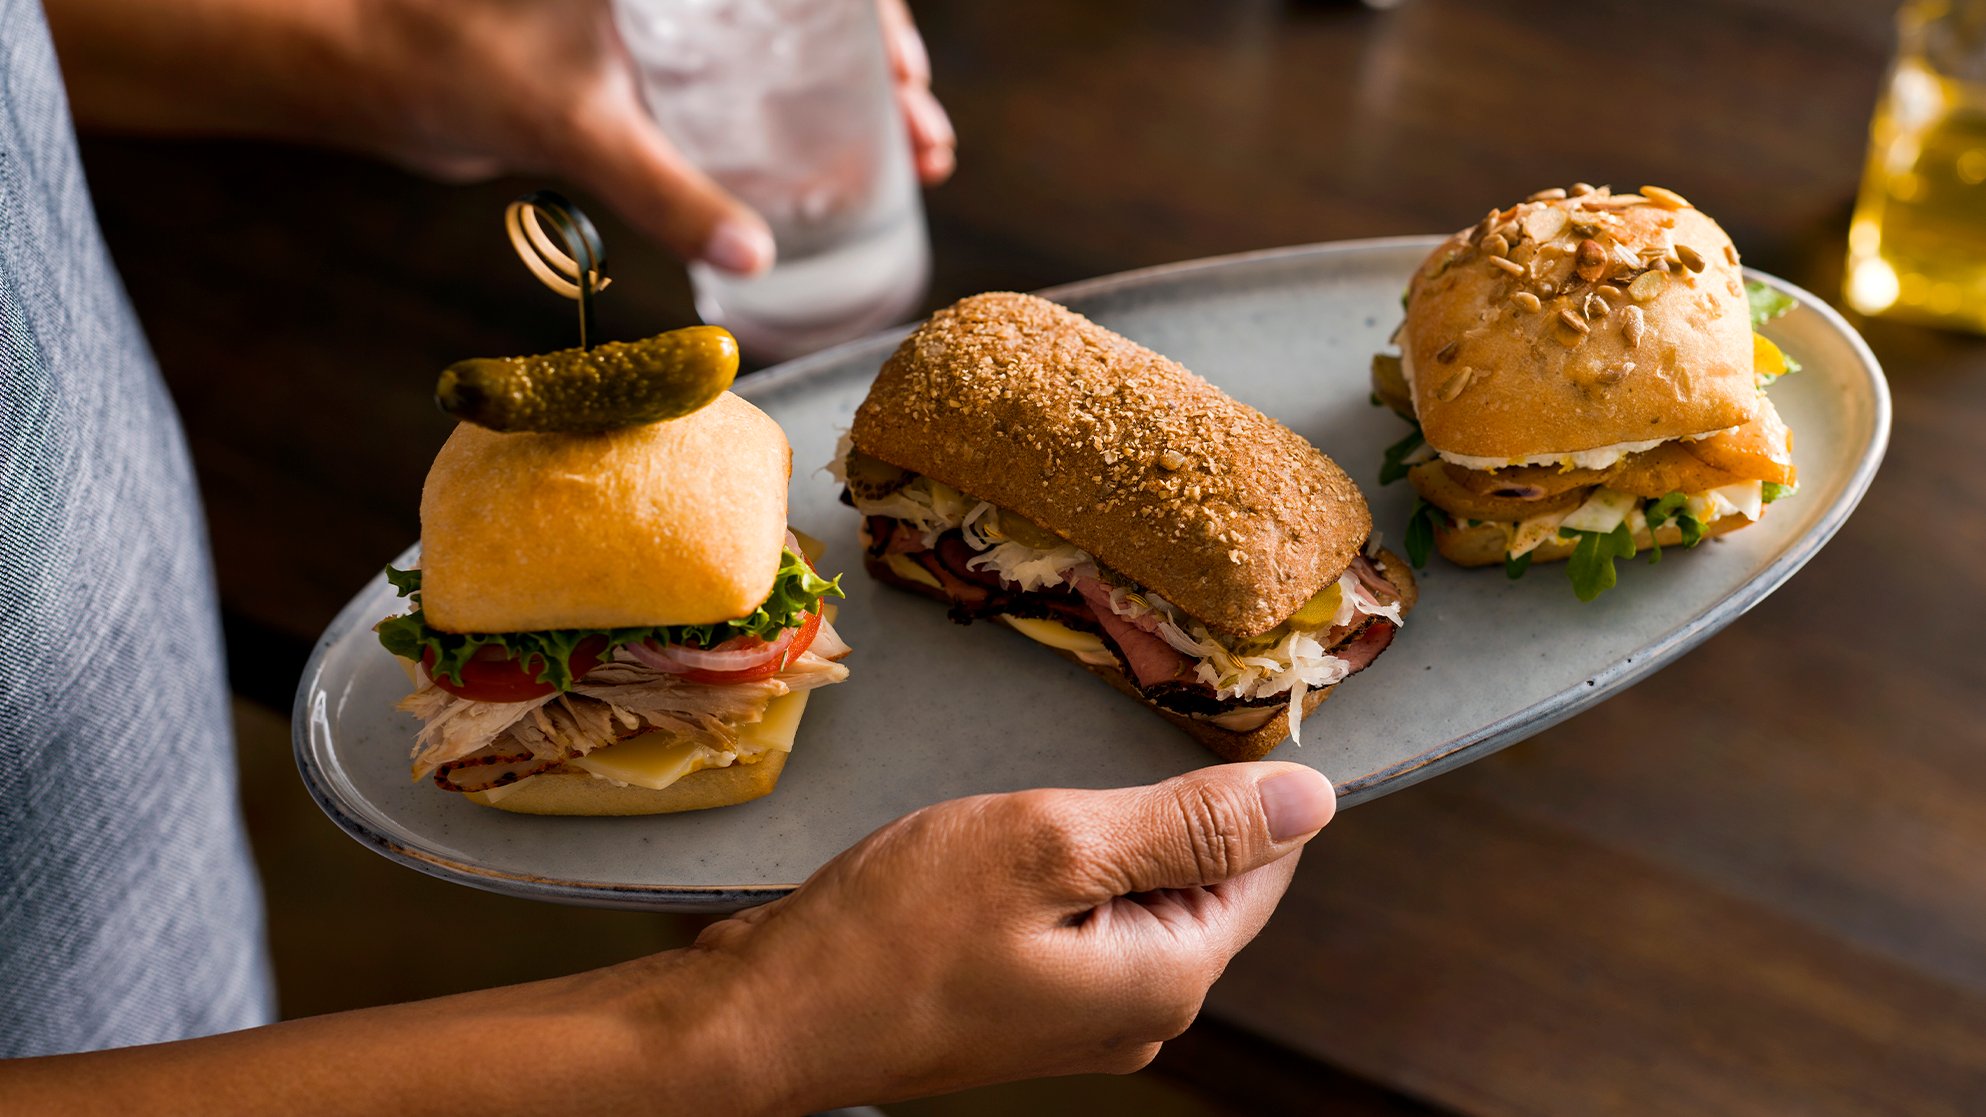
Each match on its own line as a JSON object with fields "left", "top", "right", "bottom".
{"left": 294, "top": 238, "right": 1889, "bottom": 911}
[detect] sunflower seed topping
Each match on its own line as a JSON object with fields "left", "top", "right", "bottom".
{"left": 1675, "top": 243, "right": 1707, "bottom": 273}
{"left": 1527, "top": 187, "right": 1569, "bottom": 202}
{"left": 1436, "top": 340, "right": 1460, "bottom": 364}
{"left": 1575, "top": 238, "right": 1607, "bottom": 283}
{"left": 1570, "top": 182, "right": 1597, "bottom": 197}
{"left": 1623, "top": 304, "right": 1647, "bottom": 346}
{"left": 1641, "top": 185, "right": 1692, "bottom": 210}
{"left": 1489, "top": 255, "right": 1526, "bottom": 277}
{"left": 1483, "top": 232, "right": 1511, "bottom": 258}
{"left": 1629, "top": 269, "right": 1667, "bottom": 301}
{"left": 1511, "top": 290, "right": 1543, "bottom": 312}
{"left": 1558, "top": 308, "right": 1591, "bottom": 334}
{"left": 1437, "top": 368, "right": 1474, "bottom": 401}
{"left": 1523, "top": 206, "right": 1570, "bottom": 243}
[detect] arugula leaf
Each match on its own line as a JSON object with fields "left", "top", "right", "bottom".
{"left": 1379, "top": 424, "right": 1425, "bottom": 486}
{"left": 1564, "top": 522, "right": 1637, "bottom": 602}
{"left": 1405, "top": 499, "right": 1444, "bottom": 568}
{"left": 1643, "top": 490, "right": 1709, "bottom": 550}
{"left": 1746, "top": 280, "right": 1797, "bottom": 327}
{"left": 1676, "top": 515, "right": 1706, "bottom": 548}
{"left": 1504, "top": 550, "right": 1533, "bottom": 580}
{"left": 1645, "top": 491, "right": 1687, "bottom": 530}
{"left": 373, "top": 549, "right": 843, "bottom": 689}
{"left": 1762, "top": 481, "right": 1797, "bottom": 504}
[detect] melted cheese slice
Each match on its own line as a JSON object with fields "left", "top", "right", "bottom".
{"left": 885, "top": 552, "right": 943, "bottom": 590}
{"left": 1001, "top": 615, "right": 1118, "bottom": 666}
{"left": 478, "top": 691, "right": 814, "bottom": 801}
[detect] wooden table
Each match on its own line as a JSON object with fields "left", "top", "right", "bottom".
{"left": 81, "top": 0, "right": 1986, "bottom": 1112}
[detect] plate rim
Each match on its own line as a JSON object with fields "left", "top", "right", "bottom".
{"left": 291, "top": 237, "right": 1891, "bottom": 907}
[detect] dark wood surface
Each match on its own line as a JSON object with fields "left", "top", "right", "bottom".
{"left": 79, "top": 0, "right": 1986, "bottom": 1113}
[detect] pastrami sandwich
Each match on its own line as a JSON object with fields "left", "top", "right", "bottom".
{"left": 836, "top": 292, "right": 1415, "bottom": 763}
{"left": 1372, "top": 184, "right": 1801, "bottom": 600}
{"left": 376, "top": 392, "right": 850, "bottom": 815}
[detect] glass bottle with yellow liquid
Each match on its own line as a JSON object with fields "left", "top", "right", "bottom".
{"left": 1846, "top": 0, "right": 1986, "bottom": 332}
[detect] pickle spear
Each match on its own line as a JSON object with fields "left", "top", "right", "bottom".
{"left": 436, "top": 325, "right": 739, "bottom": 433}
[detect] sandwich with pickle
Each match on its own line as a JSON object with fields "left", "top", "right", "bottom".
{"left": 1372, "top": 184, "right": 1801, "bottom": 600}
{"left": 836, "top": 292, "right": 1415, "bottom": 763}
{"left": 377, "top": 392, "right": 850, "bottom": 814}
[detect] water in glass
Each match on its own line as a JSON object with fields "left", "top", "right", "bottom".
{"left": 616, "top": 0, "right": 930, "bottom": 362}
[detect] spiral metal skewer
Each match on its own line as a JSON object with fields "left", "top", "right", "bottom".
{"left": 504, "top": 191, "right": 612, "bottom": 349}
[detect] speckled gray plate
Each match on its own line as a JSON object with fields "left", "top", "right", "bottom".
{"left": 293, "top": 238, "right": 1889, "bottom": 911}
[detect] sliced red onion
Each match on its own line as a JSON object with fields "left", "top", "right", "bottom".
{"left": 621, "top": 627, "right": 797, "bottom": 675}
{"left": 619, "top": 640, "right": 692, "bottom": 674}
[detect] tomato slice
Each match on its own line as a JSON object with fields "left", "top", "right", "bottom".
{"left": 425, "top": 636, "right": 605, "bottom": 702}
{"left": 679, "top": 611, "right": 822, "bottom": 686}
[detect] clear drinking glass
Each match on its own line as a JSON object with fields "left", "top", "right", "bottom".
{"left": 1845, "top": 0, "right": 1986, "bottom": 332}
{"left": 615, "top": 0, "right": 931, "bottom": 363}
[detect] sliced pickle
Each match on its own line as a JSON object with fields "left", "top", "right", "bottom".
{"left": 844, "top": 451, "right": 912, "bottom": 501}
{"left": 436, "top": 325, "right": 738, "bottom": 433}
{"left": 1288, "top": 582, "right": 1344, "bottom": 630}
{"left": 995, "top": 510, "right": 1065, "bottom": 550}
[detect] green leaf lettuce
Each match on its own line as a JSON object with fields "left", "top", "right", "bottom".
{"left": 374, "top": 549, "right": 843, "bottom": 690}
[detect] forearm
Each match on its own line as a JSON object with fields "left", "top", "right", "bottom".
{"left": 44, "top": 0, "right": 364, "bottom": 141}
{"left": 0, "top": 948, "right": 786, "bottom": 1117}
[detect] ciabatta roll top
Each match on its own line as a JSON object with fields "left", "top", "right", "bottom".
{"left": 420, "top": 391, "right": 792, "bottom": 633}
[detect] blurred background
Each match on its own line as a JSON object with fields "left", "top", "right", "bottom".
{"left": 80, "top": 0, "right": 1986, "bottom": 1112}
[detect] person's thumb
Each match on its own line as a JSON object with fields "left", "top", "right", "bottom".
{"left": 1075, "top": 762, "right": 1335, "bottom": 901}
{"left": 562, "top": 93, "right": 775, "bottom": 276}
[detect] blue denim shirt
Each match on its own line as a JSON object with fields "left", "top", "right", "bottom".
{"left": 0, "top": 0, "right": 274, "bottom": 1056}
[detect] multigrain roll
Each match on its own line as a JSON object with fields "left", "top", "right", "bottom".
{"left": 1371, "top": 184, "right": 1802, "bottom": 600}
{"left": 840, "top": 292, "right": 1414, "bottom": 762}
{"left": 853, "top": 292, "right": 1370, "bottom": 638}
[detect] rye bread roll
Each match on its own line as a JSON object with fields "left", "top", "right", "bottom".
{"left": 1404, "top": 190, "right": 1756, "bottom": 464}
{"left": 851, "top": 292, "right": 1371, "bottom": 638}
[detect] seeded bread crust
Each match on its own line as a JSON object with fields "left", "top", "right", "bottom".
{"left": 851, "top": 292, "right": 1371, "bottom": 638}
{"left": 1433, "top": 511, "right": 1756, "bottom": 568}
{"left": 1404, "top": 188, "right": 1756, "bottom": 461}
